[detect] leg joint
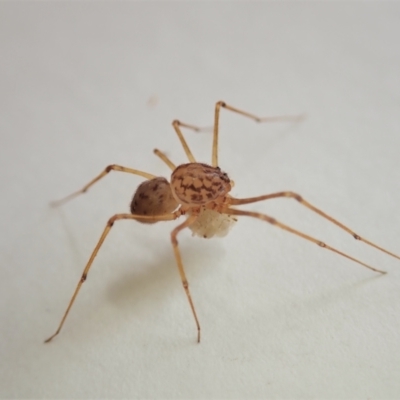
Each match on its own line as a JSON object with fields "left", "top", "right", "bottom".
{"left": 108, "top": 215, "right": 118, "bottom": 226}
{"left": 171, "top": 233, "right": 178, "bottom": 246}
{"left": 287, "top": 191, "right": 303, "bottom": 202}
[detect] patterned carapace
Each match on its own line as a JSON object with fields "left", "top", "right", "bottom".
{"left": 171, "top": 163, "right": 231, "bottom": 206}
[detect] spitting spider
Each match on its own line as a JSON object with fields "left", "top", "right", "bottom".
{"left": 45, "top": 101, "right": 400, "bottom": 343}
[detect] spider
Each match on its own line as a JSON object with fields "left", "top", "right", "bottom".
{"left": 45, "top": 101, "right": 400, "bottom": 344}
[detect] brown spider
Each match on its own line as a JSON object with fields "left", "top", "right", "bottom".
{"left": 45, "top": 101, "right": 400, "bottom": 344}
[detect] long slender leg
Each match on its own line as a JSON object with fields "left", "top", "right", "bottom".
{"left": 172, "top": 120, "right": 197, "bottom": 163}
{"left": 51, "top": 165, "right": 157, "bottom": 207}
{"left": 173, "top": 121, "right": 211, "bottom": 132}
{"left": 153, "top": 149, "right": 176, "bottom": 171}
{"left": 171, "top": 120, "right": 213, "bottom": 163}
{"left": 229, "top": 192, "right": 400, "bottom": 261}
{"left": 170, "top": 214, "right": 202, "bottom": 342}
{"left": 223, "top": 207, "right": 386, "bottom": 274}
{"left": 44, "top": 211, "right": 179, "bottom": 343}
{"left": 212, "top": 101, "right": 305, "bottom": 167}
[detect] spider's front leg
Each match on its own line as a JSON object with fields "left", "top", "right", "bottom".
{"left": 170, "top": 120, "right": 212, "bottom": 164}
{"left": 222, "top": 207, "right": 386, "bottom": 275}
{"left": 228, "top": 192, "right": 400, "bottom": 261}
{"left": 212, "top": 101, "right": 305, "bottom": 167}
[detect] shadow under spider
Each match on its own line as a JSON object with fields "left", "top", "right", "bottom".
{"left": 106, "top": 239, "right": 225, "bottom": 313}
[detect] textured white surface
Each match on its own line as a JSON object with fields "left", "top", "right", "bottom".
{"left": 1, "top": 3, "right": 400, "bottom": 399}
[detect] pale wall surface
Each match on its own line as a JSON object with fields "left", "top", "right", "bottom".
{"left": 1, "top": 3, "right": 400, "bottom": 399}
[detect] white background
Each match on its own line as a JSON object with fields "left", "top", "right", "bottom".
{"left": 1, "top": 3, "right": 400, "bottom": 399}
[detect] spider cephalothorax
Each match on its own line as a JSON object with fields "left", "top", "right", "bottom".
{"left": 171, "top": 163, "right": 231, "bottom": 206}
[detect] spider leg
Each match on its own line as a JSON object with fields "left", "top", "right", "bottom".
{"left": 44, "top": 212, "right": 179, "bottom": 343}
{"left": 229, "top": 192, "right": 400, "bottom": 261}
{"left": 173, "top": 121, "right": 212, "bottom": 132}
{"left": 51, "top": 165, "right": 157, "bottom": 207}
{"left": 171, "top": 120, "right": 199, "bottom": 163}
{"left": 212, "top": 101, "right": 305, "bottom": 167}
{"left": 171, "top": 120, "right": 211, "bottom": 163}
{"left": 153, "top": 149, "right": 176, "bottom": 171}
{"left": 222, "top": 207, "right": 387, "bottom": 275}
{"left": 170, "top": 214, "right": 201, "bottom": 343}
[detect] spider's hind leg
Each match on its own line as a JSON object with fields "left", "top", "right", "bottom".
{"left": 44, "top": 211, "right": 179, "bottom": 343}
{"left": 51, "top": 165, "right": 157, "bottom": 207}
{"left": 170, "top": 214, "right": 202, "bottom": 342}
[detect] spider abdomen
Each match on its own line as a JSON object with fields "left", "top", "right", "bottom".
{"left": 171, "top": 163, "right": 231, "bottom": 206}
{"left": 130, "top": 177, "right": 179, "bottom": 223}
